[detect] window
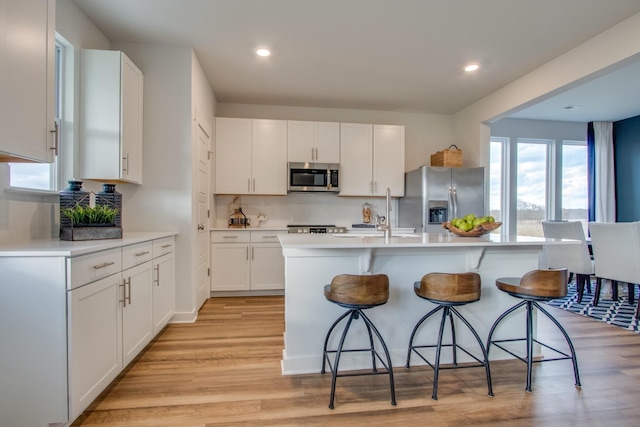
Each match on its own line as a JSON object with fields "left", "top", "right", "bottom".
{"left": 9, "top": 39, "right": 63, "bottom": 191}
{"left": 490, "top": 137, "right": 588, "bottom": 237}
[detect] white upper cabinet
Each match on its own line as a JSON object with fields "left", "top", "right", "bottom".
{"left": 287, "top": 121, "right": 340, "bottom": 164}
{"left": 215, "top": 118, "right": 287, "bottom": 195}
{"left": 80, "top": 49, "right": 144, "bottom": 184}
{"left": 339, "top": 123, "right": 405, "bottom": 197}
{"left": 0, "top": 0, "right": 56, "bottom": 162}
{"left": 373, "top": 124, "right": 405, "bottom": 197}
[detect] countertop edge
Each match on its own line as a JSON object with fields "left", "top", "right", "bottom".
{"left": 0, "top": 231, "right": 178, "bottom": 257}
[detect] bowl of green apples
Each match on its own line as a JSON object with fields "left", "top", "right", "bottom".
{"left": 443, "top": 214, "right": 502, "bottom": 237}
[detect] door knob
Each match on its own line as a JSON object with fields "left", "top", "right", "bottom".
{"left": 198, "top": 224, "right": 205, "bottom": 231}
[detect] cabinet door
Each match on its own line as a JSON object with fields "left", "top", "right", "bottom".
{"left": 81, "top": 50, "right": 143, "bottom": 184}
{"left": 250, "top": 244, "right": 285, "bottom": 290}
{"left": 68, "top": 274, "right": 122, "bottom": 421}
{"left": 287, "top": 121, "right": 315, "bottom": 163}
{"left": 252, "top": 119, "right": 287, "bottom": 194}
{"left": 339, "top": 123, "right": 373, "bottom": 196}
{"left": 211, "top": 243, "right": 251, "bottom": 291}
{"left": 0, "top": 0, "right": 55, "bottom": 162}
{"left": 120, "top": 54, "right": 144, "bottom": 184}
{"left": 152, "top": 252, "right": 175, "bottom": 334}
{"left": 122, "top": 261, "right": 153, "bottom": 366}
{"left": 215, "top": 118, "right": 252, "bottom": 194}
{"left": 373, "top": 125, "right": 405, "bottom": 197}
{"left": 314, "top": 122, "right": 340, "bottom": 164}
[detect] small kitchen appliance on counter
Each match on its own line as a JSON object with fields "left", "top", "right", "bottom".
{"left": 287, "top": 224, "right": 347, "bottom": 234}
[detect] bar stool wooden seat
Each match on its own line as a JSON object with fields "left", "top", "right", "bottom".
{"left": 405, "top": 272, "right": 493, "bottom": 400}
{"left": 321, "top": 274, "right": 396, "bottom": 409}
{"left": 486, "top": 268, "right": 581, "bottom": 392}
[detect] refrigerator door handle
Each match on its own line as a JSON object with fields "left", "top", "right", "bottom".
{"left": 451, "top": 186, "right": 458, "bottom": 218}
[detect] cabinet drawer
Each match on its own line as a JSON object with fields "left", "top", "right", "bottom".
{"left": 211, "top": 230, "right": 250, "bottom": 243}
{"left": 250, "top": 230, "right": 286, "bottom": 243}
{"left": 122, "top": 241, "right": 153, "bottom": 270}
{"left": 69, "top": 248, "right": 122, "bottom": 290}
{"left": 153, "top": 237, "right": 175, "bottom": 258}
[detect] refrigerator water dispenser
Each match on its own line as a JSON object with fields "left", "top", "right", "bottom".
{"left": 428, "top": 200, "right": 448, "bottom": 224}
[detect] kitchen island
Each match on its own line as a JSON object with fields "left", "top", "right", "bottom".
{"left": 279, "top": 231, "right": 578, "bottom": 375}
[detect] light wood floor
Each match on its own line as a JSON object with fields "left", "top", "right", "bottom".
{"left": 73, "top": 296, "right": 640, "bottom": 426}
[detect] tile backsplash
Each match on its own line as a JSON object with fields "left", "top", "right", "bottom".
{"left": 214, "top": 193, "right": 397, "bottom": 229}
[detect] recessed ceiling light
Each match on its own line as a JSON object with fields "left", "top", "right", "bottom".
{"left": 256, "top": 48, "right": 271, "bottom": 57}
{"left": 464, "top": 64, "right": 479, "bottom": 72}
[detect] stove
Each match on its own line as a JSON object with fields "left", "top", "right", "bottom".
{"left": 287, "top": 224, "right": 347, "bottom": 234}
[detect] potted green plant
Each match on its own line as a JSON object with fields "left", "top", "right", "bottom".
{"left": 60, "top": 204, "right": 123, "bottom": 241}
{"left": 61, "top": 204, "right": 119, "bottom": 226}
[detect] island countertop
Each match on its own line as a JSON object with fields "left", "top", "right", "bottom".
{"left": 279, "top": 231, "right": 576, "bottom": 250}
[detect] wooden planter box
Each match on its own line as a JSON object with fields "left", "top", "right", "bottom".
{"left": 60, "top": 226, "right": 123, "bottom": 241}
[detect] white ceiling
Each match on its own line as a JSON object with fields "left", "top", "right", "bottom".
{"left": 71, "top": 0, "right": 640, "bottom": 122}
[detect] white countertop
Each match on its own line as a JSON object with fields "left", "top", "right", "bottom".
{"left": 0, "top": 231, "right": 178, "bottom": 257}
{"left": 279, "top": 231, "right": 579, "bottom": 249}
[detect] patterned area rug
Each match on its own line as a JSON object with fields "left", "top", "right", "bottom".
{"left": 546, "top": 280, "right": 640, "bottom": 333}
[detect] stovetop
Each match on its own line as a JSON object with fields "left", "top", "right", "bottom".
{"left": 287, "top": 224, "right": 347, "bottom": 234}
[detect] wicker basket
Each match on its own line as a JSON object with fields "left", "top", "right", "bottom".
{"left": 431, "top": 145, "right": 463, "bottom": 167}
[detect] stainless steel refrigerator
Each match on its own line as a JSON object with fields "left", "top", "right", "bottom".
{"left": 398, "top": 166, "right": 485, "bottom": 232}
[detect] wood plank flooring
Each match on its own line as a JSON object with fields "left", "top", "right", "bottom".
{"left": 73, "top": 296, "right": 640, "bottom": 426}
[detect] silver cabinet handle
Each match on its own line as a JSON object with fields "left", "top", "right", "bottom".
{"left": 135, "top": 251, "right": 150, "bottom": 257}
{"left": 154, "top": 264, "right": 160, "bottom": 286}
{"left": 119, "top": 278, "right": 131, "bottom": 306}
{"left": 123, "top": 153, "right": 129, "bottom": 174}
{"left": 262, "top": 235, "right": 277, "bottom": 239}
{"left": 251, "top": 246, "right": 254, "bottom": 260}
{"left": 248, "top": 178, "right": 251, "bottom": 192}
{"left": 161, "top": 244, "right": 173, "bottom": 249}
{"left": 253, "top": 178, "right": 256, "bottom": 192}
{"left": 93, "top": 261, "right": 115, "bottom": 270}
{"left": 49, "top": 120, "right": 59, "bottom": 156}
{"left": 246, "top": 247, "right": 249, "bottom": 260}
{"left": 223, "top": 235, "right": 238, "bottom": 239}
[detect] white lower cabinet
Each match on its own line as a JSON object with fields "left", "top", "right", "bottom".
{"left": 122, "top": 260, "right": 153, "bottom": 366}
{"left": 68, "top": 274, "right": 122, "bottom": 422}
{"left": 67, "top": 235, "right": 175, "bottom": 423}
{"left": 153, "top": 251, "right": 176, "bottom": 334}
{"left": 211, "top": 230, "right": 285, "bottom": 292}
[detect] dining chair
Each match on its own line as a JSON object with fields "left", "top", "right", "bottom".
{"left": 541, "top": 221, "right": 594, "bottom": 303}
{"left": 588, "top": 222, "right": 640, "bottom": 318}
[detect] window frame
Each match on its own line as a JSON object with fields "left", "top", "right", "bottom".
{"left": 490, "top": 136, "right": 587, "bottom": 237}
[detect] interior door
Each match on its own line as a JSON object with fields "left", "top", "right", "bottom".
{"left": 196, "top": 118, "right": 211, "bottom": 309}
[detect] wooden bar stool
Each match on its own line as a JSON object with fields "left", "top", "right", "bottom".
{"left": 321, "top": 274, "right": 396, "bottom": 409}
{"left": 405, "top": 272, "right": 493, "bottom": 400}
{"left": 486, "top": 268, "right": 581, "bottom": 392}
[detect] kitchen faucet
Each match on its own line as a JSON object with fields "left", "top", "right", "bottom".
{"left": 377, "top": 187, "right": 392, "bottom": 240}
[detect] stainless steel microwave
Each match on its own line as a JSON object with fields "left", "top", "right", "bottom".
{"left": 288, "top": 162, "right": 340, "bottom": 192}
